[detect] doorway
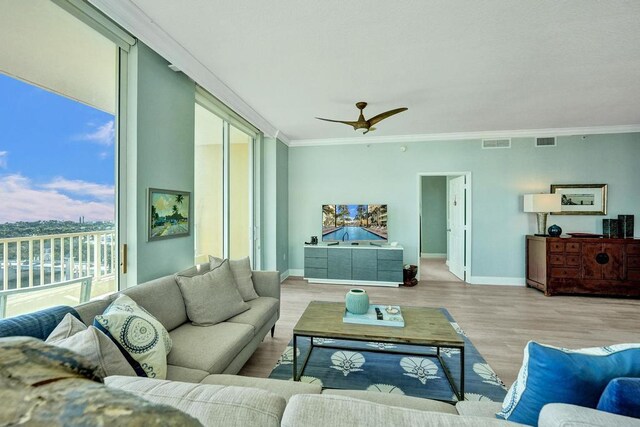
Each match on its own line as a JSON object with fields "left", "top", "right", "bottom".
{"left": 418, "top": 172, "right": 471, "bottom": 282}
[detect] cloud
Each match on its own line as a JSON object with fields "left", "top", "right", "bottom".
{"left": 75, "top": 120, "right": 115, "bottom": 146}
{"left": 0, "top": 151, "right": 7, "bottom": 168}
{"left": 40, "top": 177, "right": 114, "bottom": 202}
{"left": 0, "top": 174, "right": 114, "bottom": 223}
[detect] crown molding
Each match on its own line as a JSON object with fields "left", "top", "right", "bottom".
{"left": 88, "top": 0, "right": 289, "bottom": 143}
{"left": 288, "top": 125, "right": 640, "bottom": 147}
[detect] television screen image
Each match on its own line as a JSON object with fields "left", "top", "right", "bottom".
{"left": 322, "top": 204, "right": 388, "bottom": 242}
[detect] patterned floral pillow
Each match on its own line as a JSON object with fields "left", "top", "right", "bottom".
{"left": 93, "top": 295, "right": 172, "bottom": 379}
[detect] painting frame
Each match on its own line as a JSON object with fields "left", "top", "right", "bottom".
{"left": 550, "top": 184, "right": 607, "bottom": 215}
{"left": 148, "top": 188, "right": 191, "bottom": 241}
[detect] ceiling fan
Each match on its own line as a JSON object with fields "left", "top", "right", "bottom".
{"left": 316, "top": 102, "right": 408, "bottom": 134}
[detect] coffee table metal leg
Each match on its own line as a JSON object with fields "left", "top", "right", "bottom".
{"left": 460, "top": 346, "right": 465, "bottom": 400}
{"left": 292, "top": 334, "right": 298, "bottom": 381}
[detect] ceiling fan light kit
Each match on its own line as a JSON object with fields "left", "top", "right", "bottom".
{"left": 316, "top": 101, "right": 408, "bottom": 135}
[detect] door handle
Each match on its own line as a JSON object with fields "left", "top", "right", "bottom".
{"left": 120, "top": 244, "right": 128, "bottom": 274}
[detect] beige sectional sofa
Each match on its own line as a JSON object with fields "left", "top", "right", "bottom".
{"left": 74, "top": 262, "right": 280, "bottom": 383}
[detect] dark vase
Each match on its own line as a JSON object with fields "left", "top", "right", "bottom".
{"left": 547, "top": 224, "right": 562, "bottom": 237}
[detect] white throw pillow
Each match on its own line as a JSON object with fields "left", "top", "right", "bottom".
{"left": 94, "top": 295, "right": 172, "bottom": 379}
{"left": 46, "top": 313, "right": 136, "bottom": 378}
{"left": 209, "top": 256, "right": 259, "bottom": 301}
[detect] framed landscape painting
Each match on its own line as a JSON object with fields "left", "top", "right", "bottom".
{"left": 148, "top": 188, "right": 191, "bottom": 241}
{"left": 550, "top": 184, "right": 607, "bottom": 215}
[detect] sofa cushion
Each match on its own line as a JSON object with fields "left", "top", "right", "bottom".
{"left": 497, "top": 341, "right": 640, "bottom": 426}
{"left": 167, "top": 365, "right": 210, "bottom": 383}
{"left": 539, "top": 403, "right": 640, "bottom": 427}
{"left": 324, "top": 389, "right": 457, "bottom": 414}
{"left": 456, "top": 401, "right": 504, "bottom": 417}
{"left": 94, "top": 295, "right": 172, "bottom": 379}
{"left": 176, "top": 260, "right": 249, "bottom": 326}
{"left": 225, "top": 297, "right": 278, "bottom": 332}
{"left": 282, "top": 394, "right": 521, "bottom": 427}
{"left": 210, "top": 256, "right": 259, "bottom": 301}
{"left": 46, "top": 314, "right": 136, "bottom": 378}
{"left": 0, "top": 305, "right": 81, "bottom": 339}
{"left": 121, "top": 275, "right": 188, "bottom": 331}
{"left": 168, "top": 322, "right": 254, "bottom": 373}
{"left": 201, "top": 374, "right": 322, "bottom": 403}
{"left": 597, "top": 378, "right": 640, "bottom": 419}
{"left": 75, "top": 298, "right": 113, "bottom": 325}
{"left": 106, "top": 376, "right": 286, "bottom": 427}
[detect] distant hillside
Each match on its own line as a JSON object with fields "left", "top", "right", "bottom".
{"left": 0, "top": 220, "right": 115, "bottom": 239}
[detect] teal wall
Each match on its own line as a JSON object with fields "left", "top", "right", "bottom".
{"left": 288, "top": 133, "right": 640, "bottom": 280}
{"left": 276, "top": 140, "right": 289, "bottom": 275}
{"left": 127, "top": 42, "right": 196, "bottom": 284}
{"left": 421, "top": 176, "right": 447, "bottom": 254}
{"left": 262, "top": 137, "right": 289, "bottom": 276}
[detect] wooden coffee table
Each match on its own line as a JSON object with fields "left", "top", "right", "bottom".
{"left": 292, "top": 301, "right": 465, "bottom": 401}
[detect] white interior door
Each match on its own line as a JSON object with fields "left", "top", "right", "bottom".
{"left": 448, "top": 176, "right": 466, "bottom": 280}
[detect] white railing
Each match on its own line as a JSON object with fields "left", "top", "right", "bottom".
{"left": 0, "top": 230, "right": 116, "bottom": 292}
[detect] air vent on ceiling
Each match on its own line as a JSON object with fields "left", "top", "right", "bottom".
{"left": 535, "top": 136, "right": 557, "bottom": 147}
{"left": 482, "top": 138, "right": 511, "bottom": 149}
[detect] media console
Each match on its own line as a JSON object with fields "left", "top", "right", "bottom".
{"left": 304, "top": 244, "right": 404, "bottom": 287}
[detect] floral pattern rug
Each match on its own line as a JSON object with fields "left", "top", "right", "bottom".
{"left": 269, "top": 308, "right": 507, "bottom": 402}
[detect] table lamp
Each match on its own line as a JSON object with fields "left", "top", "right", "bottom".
{"left": 524, "top": 194, "right": 562, "bottom": 236}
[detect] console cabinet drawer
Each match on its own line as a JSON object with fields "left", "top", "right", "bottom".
{"left": 305, "top": 247, "right": 327, "bottom": 258}
{"left": 305, "top": 257, "right": 327, "bottom": 269}
{"left": 378, "top": 259, "right": 403, "bottom": 271}
{"left": 305, "top": 267, "right": 327, "bottom": 279}
{"left": 549, "top": 242, "right": 564, "bottom": 253}
{"left": 551, "top": 268, "right": 580, "bottom": 278}
{"left": 377, "top": 271, "right": 403, "bottom": 282}
{"left": 377, "top": 249, "right": 403, "bottom": 261}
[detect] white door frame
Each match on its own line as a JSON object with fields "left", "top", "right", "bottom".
{"left": 417, "top": 172, "right": 472, "bottom": 282}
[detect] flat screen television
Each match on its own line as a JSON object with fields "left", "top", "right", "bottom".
{"left": 322, "top": 204, "right": 388, "bottom": 242}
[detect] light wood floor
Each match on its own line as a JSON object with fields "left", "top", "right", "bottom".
{"left": 239, "top": 262, "right": 640, "bottom": 386}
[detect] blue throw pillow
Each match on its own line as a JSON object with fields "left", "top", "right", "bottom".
{"left": 496, "top": 341, "right": 640, "bottom": 426}
{"left": 597, "top": 378, "right": 640, "bottom": 419}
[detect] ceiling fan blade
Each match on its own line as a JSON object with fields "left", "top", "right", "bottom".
{"left": 316, "top": 117, "right": 360, "bottom": 129}
{"left": 367, "top": 107, "right": 408, "bottom": 126}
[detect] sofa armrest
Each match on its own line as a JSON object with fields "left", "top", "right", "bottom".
{"left": 106, "top": 376, "right": 286, "bottom": 427}
{"left": 539, "top": 403, "right": 640, "bottom": 427}
{"left": 252, "top": 270, "right": 280, "bottom": 300}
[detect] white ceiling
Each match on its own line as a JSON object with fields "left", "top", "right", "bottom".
{"left": 96, "top": 0, "right": 640, "bottom": 143}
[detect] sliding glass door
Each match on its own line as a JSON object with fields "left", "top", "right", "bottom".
{"left": 194, "top": 91, "right": 258, "bottom": 265}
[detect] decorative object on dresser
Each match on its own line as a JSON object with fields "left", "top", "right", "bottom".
{"left": 526, "top": 235, "right": 640, "bottom": 297}
{"left": 550, "top": 184, "right": 607, "bottom": 215}
{"left": 547, "top": 224, "right": 562, "bottom": 237}
{"left": 523, "top": 194, "right": 562, "bottom": 235}
{"left": 619, "top": 215, "right": 635, "bottom": 239}
{"left": 603, "top": 219, "right": 620, "bottom": 238}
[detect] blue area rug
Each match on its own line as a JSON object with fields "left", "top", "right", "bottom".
{"left": 269, "top": 308, "right": 507, "bottom": 402}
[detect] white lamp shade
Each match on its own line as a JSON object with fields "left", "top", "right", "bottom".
{"left": 524, "top": 194, "right": 561, "bottom": 213}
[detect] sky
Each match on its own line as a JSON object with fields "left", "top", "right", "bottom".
{"left": 0, "top": 73, "right": 115, "bottom": 223}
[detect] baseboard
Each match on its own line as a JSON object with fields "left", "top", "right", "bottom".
{"left": 421, "top": 253, "right": 447, "bottom": 259}
{"left": 288, "top": 269, "right": 304, "bottom": 277}
{"left": 467, "top": 276, "right": 526, "bottom": 286}
{"left": 279, "top": 270, "right": 290, "bottom": 283}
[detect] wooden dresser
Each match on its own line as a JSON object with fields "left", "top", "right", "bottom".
{"left": 526, "top": 235, "right": 640, "bottom": 297}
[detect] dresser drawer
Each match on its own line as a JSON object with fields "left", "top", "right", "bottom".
{"left": 550, "top": 255, "right": 565, "bottom": 266}
{"left": 305, "top": 247, "right": 328, "bottom": 258}
{"left": 566, "top": 255, "right": 580, "bottom": 266}
{"left": 551, "top": 268, "right": 580, "bottom": 279}
{"left": 549, "top": 242, "right": 564, "bottom": 253}
{"left": 628, "top": 256, "right": 640, "bottom": 268}
{"left": 304, "top": 267, "right": 327, "bottom": 279}
{"left": 627, "top": 244, "right": 640, "bottom": 255}
{"left": 566, "top": 242, "right": 581, "bottom": 253}
{"left": 377, "top": 249, "right": 403, "bottom": 261}
{"left": 628, "top": 269, "right": 640, "bottom": 281}
{"left": 305, "top": 257, "right": 327, "bottom": 269}
{"left": 378, "top": 259, "right": 403, "bottom": 271}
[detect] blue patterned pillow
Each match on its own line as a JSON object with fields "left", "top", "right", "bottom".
{"left": 496, "top": 341, "right": 640, "bottom": 426}
{"left": 93, "top": 295, "right": 172, "bottom": 379}
{"left": 597, "top": 378, "right": 640, "bottom": 419}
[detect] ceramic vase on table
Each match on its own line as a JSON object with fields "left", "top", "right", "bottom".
{"left": 345, "top": 288, "right": 369, "bottom": 315}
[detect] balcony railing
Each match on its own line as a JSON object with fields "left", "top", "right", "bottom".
{"left": 0, "top": 230, "right": 117, "bottom": 318}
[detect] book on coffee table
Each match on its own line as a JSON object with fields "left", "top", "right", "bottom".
{"left": 343, "top": 304, "right": 405, "bottom": 327}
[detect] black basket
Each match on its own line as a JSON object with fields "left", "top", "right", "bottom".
{"left": 403, "top": 264, "right": 418, "bottom": 286}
